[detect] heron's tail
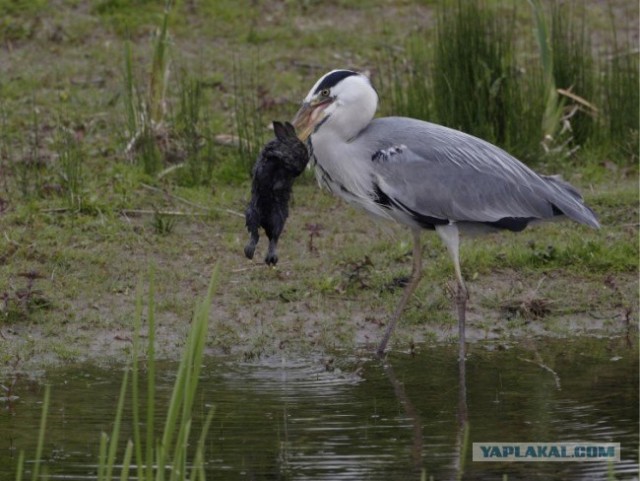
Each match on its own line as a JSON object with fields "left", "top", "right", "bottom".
{"left": 543, "top": 175, "right": 600, "bottom": 229}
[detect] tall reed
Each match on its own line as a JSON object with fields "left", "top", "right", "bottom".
{"left": 174, "top": 74, "right": 216, "bottom": 186}
{"left": 602, "top": 8, "right": 639, "bottom": 163}
{"left": 432, "top": 0, "right": 518, "bottom": 146}
{"left": 127, "top": 265, "right": 218, "bottom": 480}
{"left": 14, "top": 266, "right": 219, "bottom": 481}
{"left": 149, "top": 1, "right": 172, "bottom": 128}
{"left": 233, "top": 58, "right": 266, "bottom": 175}
{"left": 604, "top": 52, "right": 639, "bottom": 162}
{"left": 382, "top": 0, "right": 637, "bottom": 166}
{"left": 123, "top": 39, "right": 139, "bottom": 140}
{"left": 383, "top": 38, "right": 432, "bottom": 122}
{"left": 122, "top": 1, "right": 172, "bottom": 176}
{"left": 529, "top": 0, "right": 564, "bottom": 149}
{"left": 549, "top": 3, "right": 597, "bottom": 149}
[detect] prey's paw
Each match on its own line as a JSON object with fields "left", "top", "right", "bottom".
{"left": 244, "top": 243, "right": 256, "bottom": 260}
{"left": 265, "top": 253, "right": 278, "bottom": 266}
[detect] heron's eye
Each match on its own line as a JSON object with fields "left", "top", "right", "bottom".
{"left": 320, "top": 89, "right": 330, "bottom": 98}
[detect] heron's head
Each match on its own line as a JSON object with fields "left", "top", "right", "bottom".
{"left": 292, "top": 70, "right": 378, "bottom": 142}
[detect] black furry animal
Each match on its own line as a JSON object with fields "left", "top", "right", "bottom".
{"left": 244, "top": 121, "right": 309, "bottom": 265}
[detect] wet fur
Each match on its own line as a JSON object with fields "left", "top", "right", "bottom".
{"left": 244, "top": 121, "right": 309, "bottom": 265}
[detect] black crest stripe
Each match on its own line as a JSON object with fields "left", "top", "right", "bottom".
{"left": 313, "top": 70, "right": 358, "bottom": 94}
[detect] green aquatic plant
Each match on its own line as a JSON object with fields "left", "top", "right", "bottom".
{"left": 14, "top": 266, "right": 219, "bottom": 481}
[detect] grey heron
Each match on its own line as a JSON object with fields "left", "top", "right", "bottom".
{"left": 291, "top": 69, "right": 600, "bottom": 358}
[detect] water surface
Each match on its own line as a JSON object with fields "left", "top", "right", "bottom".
{"left": 1, "top": 337, "right": 637, "bottom": 480}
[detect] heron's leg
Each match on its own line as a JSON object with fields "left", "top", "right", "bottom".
{"left": 377, "top": 229, "right": 423, "bottom": 357}
{"left": 436, "top": 224, "right": 467, "bottom": 361}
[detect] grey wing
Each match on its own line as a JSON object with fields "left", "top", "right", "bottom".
{"left": 362, "top": 118, "right": 599, "bottom": 229}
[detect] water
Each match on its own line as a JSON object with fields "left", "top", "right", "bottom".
{"left": 1, "top": 337, "right": 637, "bottom": 480}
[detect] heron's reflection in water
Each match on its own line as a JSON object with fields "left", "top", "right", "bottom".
{"left": 381, "top": 352, "right": 469, "bottom": 480}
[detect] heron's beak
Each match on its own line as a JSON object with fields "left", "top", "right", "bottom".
{"left": 292, "top": 98, "right": 332, "bottom": 141}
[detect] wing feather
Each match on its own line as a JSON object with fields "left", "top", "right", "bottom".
{"left": 357, "top": 117, "right": 599, "bottom": 228}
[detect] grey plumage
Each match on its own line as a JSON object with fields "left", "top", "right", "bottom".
{"left": 351, "top": 117, "right": 600, "bottom": 232}
{"left": 291, "top": 69, "right": 600, "bottom": 356}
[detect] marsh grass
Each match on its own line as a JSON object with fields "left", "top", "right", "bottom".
{"left": 233, "top": 58, "right": 266, "bottom": 175}
{"left": 149, "top": 2, "right": 172, "bottom": 128}
{"left": 14, "top": 267, "right": 219, "bottom": 481}
{"left": 602, "top": 34, "right": 639, "bottom": 163}
{"left": 121, "top": 5, "right": 219, "bottom": 186}
{"left": 385, "top": 0, "right": 549, "bottom": 163}
{"left": 93, "top": 0, "right": 164, "bottom": 36}
{"left": 0, "top": 102, "right": 11, "bottom": 194}
{"left": 382, "top": 38, "right": 432, "bottom": 122}
{"left": 384, "top": 0, "right": 638, "bottom": 167}
{"left": 151, "top": 209, "right": 178, "bottom": 235}
{"left": 122, "top": 35, "right": 164, "bottom": 176}
{"left": 549, "top": 3, "right": 597, "bottom": 148}
{"left": 14, "top": 102, "right": 45, "bottom": 199}
{"left": 123, "top": 40, "right": 139, "bottom": 143}
{"left": 433, "top": 0, "right": 518, "bottom": 146}
{"left": 122, "top": 1, "right": 172, "bottom": 177}
{"left": 529, "top": 0, "right": 564, "bottom": 153}
{"left": 172, "top": 74, "right": 216, "bottom": 187}
{"left": 55, "top": 128, "right": 85, "bottom": 211}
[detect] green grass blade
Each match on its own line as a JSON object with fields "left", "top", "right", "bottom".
{"left": 146, "top": 268, "right": 156, "bottom": 481}
{"left": 120, "top": 440, "right": 134, "bottom": 481}
{"left": 15, "top": 451, "right": 25, "bottom": 481}
{"left": 132, "top": 278, "right": 145, "bottom": 481}
{"left": 149, "top": 3, "right": 172, "bottom": 126}
{"left": 529, "top": 0, "right": 563, "bottom": 141}
{"left": 159, "top": 265, "right": 219, "bottom": 477}
{"left": 31, "top": 385, "right": 50, "bottom": 481}
{"left": 123, "top": 39, "right": 138, "bottom": 136}
{"left": 457, "top": 422, "right": 470, "bottom": 481}
{"left": 105, "top": 369, "right": 129, "bottom": 481}
{"left": 168, "top": 419, "right": 191, "bottom": 481}
{"left": 158, "top": 346, "right": 187, "bottom": 475}
{"left": 155, "top": 439, "right": 164, "bottom": 481}
{"left": 190, "top": 406, "right": 216, "bottom": 481}
{"left": 97, "top": 432, "right": 108, "bottom": 481}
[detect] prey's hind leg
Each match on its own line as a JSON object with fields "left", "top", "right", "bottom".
{"left": 244, "top": 229, "right": 259, "bottom": 260}
{"left": 265, "top": 237, "right": 279, "bottom": 266}
{"left": 264, "top": 206, "right": 286, "bottom": 266}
